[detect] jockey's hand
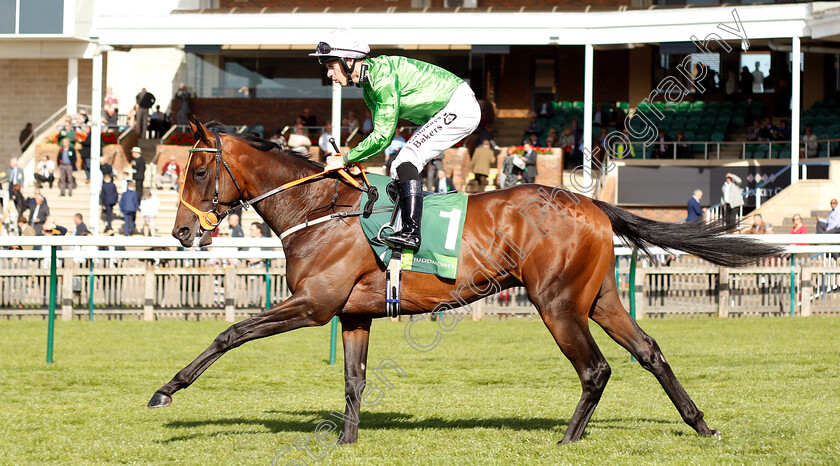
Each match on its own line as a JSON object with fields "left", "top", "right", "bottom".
{"left": 324, "top": 153, "right": 347, "bottom": 171}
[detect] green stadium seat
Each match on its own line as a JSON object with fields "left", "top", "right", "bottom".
{"left": 753, "top": 145, "right": 769, "bottom": 159}
{"left": 732, "top": 114, "right": 746, "bottom": 127}
{"left": 749, "top": 107, "right": 763, "bottom": 119}
{"left": 721, "top": 101, "right": 735, "bottom": 109}
{"left": 572, "top": 101, "right": 584, "bottom": 108}
{"left": 551, "top": 101, "right": 563, "bottom": 110}
{"left": 619, "top": 101, "right": 630, "bottom": 110}
{"left": 691, "top": 101, "right": 706, "bottom": 110}
{"left": 706, "top": 101, "right": 721, "bottom": 110}
{"left": 745, "top": 144, "right": 756, "bottom": 158}
{"left": 711, "top": 131, "right": 725, "bottom": 142}
{"left": 559, "top": 101, "right": 572, "bottom": 109}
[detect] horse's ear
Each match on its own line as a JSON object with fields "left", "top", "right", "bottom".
{"left": 189, "top": 116, "right": 210, "bottom": 145}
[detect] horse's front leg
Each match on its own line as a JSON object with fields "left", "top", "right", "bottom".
{"left": 148, "top": 292, "right": 334, "bottom": 407}
{"left": 338, "top": 316, "right": 372, "bottom": 444}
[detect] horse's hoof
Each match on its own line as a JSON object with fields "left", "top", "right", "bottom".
{"left": 147, "top": 392, "right": 172, "bottom": 408}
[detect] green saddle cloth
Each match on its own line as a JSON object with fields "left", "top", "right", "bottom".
{"left": 360, "top": 173, "right": 467, "bottom": 279}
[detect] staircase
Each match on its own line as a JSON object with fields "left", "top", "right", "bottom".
{"left": 493, "top": 117, "right": 530, "bottom": 148}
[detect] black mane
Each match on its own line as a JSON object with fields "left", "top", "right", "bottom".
{"left": 204, "top": 121, "right": 324, "bottom": 169}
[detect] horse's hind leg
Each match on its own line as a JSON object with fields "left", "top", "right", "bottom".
{"left": 538, "top": 309, "right": 611, "bottom": 444}
{"left": 589, "top": 262, "right": 720, "bottom": 439}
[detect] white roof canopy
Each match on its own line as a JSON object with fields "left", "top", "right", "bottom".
{"left": 93, "top": 3, "right": 818, "bottom": 47}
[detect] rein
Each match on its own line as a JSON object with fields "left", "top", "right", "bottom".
{"left": 179, "top": 132, "right": 377, "bottom": 234}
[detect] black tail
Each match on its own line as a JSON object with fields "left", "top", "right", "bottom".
{"left": 592, "top": 200, "right": 785, "bottom": 267}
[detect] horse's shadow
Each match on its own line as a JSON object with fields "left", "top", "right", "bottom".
{"left": 157, "top": 410, "right": 678, "bottom": 443}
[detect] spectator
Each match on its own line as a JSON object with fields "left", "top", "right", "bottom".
{"left": 17, "top": 218, "right": 36, "bottom": 246}
{"left": 8, "top": 157, "right": 24, "bottom": 198}
{"left": 229, "top": 213, "right": 244, "bottom": 238}
{"left": 592, "top": 102, "right": 605, "bottom": 127}
{"left": 318, "top": 122, "right": 336, "bottom": 161}
{"left": 758, "top": 118, "right": 777, "bottom": 141}
{"left": 777, "top": 120, "right": 791, "bottom": 140}
{"left": 100, "top": 173, "right": 118, "bottom": 229}
{"left": 287, "top": 123, "right": 312, "bottom": 157}
{"left": 686, "top": 189, "right": 706, "bottom": 222}
{"left": 725, "top": 70, "right": 737, "bottom": 98}
{"left": 361, "top": 110, "right": 373, "bottom": 136}
{"left": 739, "top": 66, "right": 753, "bottom": 95}
{"left": 559, "top": 126, "right": 576, "bottom": 160}
{"left": 791, "top": 214, "right": 808, "bottom": 235}
{"left": 27, "top": 193, "right": 49, "bottom": 235}
{"left": 173, "top": 84, "right": 191, "bottom": 129}
{"left": 523, "top": 112, "right": 543, "bottom": 140}
{"left": 344, "top": 111, "right": 359, "bottom": 134}
{"left": 764, "top": 223, "right": 774, "bottom": 234}
{"left": 746, "top": 120, "right": 761, "bottom": 142}
{"left": 34, "top": 154, "right": 56, "bottom": 189}
{"left": 159, "top": 154, "right": 181, "bottom": 190}
{"left": 433, "top": 170, "right": 455, "bottom": 193}
{"left": 499, "top": 146, "right": 524, "bottom": 189}
{"left": 721, "top": 172, "right": 744, "bottom": 231}
{"left": 247, "top": 222, "right": 264, "bottom": 266}
{"left": 520, "top": 141, "right": 539, "bottom": 184}
{"left": 652, "top": 128, "right": 672, "bottom": 159}
{"left": 752, "top": 61, "right": 764, "bottom": 93}
{"left": 19, "top": 122, "right": 33, "bottom": 153}
{"left": 80, "top": 125, "right": 92, "bottom": 183}
{"left": 471, "top": 139, "right": 494, "bottom": 192}
{"left": 269, "top": 126, "right": 288, "bottom": 150}
{"left": 100, "top": 151, "right": 115, "bottom": 178}
{"left": 72, "top": 213, "right": 89, "bottom": 236}
{"left": 260, "top": 221, "right": 272, "bottom": 238}
{"left": 140, "top": 190, "right": 160, "bottom": 236}
{"left": 119, "top": 180, "right": 140, "bottom": 236}
{"left": 674, "top": 129, "right": 691, "bottom": 158}
{"left": 383, "top": 128, "right": 406, "bottom": 175}
{"left": 744, "top": 214, "right": 766, "bottom": 234}
{"left": 300, "top": 108, "right": 317, "bottom": 128}
{"left": 58, "top": 121, "right": 76, "bottom": 146}
{"left": 608, "top": 102, "right": 626, "bottom": 132}
{"left": 537, "top": 99, "right": 555, "bottom": 120}
{"left": 135, "top": 87, "right": 156, "bottom": 138}
{"left": 8, "top": 185, "right": 25, "bottom": 221}
{"left": 816, "top": 199, "right": 840, "bottom": 234}
{"left": 57, "top": 137, "right": 77, "bottom": 197}
{"left": 131, "top": 146, "right": 146, "bottom": 199}
{"left": 544, "top": 127, "right": 559, "bottom": 148}
{"left": 149, "top": 105, "right": 166, "bottom": 139}
{"left": 103, "top": 103, "right": 119, "bottom": 131}
{"left": 104, "top": 86, "right": 118, "bottom": 109}
{"left": 802, "top": 126, "right": 818, "bottom": 157}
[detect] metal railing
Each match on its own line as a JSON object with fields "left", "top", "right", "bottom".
{"left": 619, "top": 138, "right": 840, "bottom": 160}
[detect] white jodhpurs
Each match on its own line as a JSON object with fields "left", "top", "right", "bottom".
{"left": 390, "top": 82, "right": 481, "bottom": 178}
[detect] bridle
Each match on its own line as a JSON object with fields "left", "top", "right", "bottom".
{"left": 179, "top": 130, "right": 375, "bottom": 234}
{"left": 179, "top": 132, "right": 244, "bottom": 231}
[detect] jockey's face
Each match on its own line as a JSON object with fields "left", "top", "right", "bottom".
{"left": 325, "top": 59, "right": 355, "bottom": 87}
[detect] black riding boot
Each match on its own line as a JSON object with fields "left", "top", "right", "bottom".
{"left": 383, "top": 179, "right": 423, "bottom": 250}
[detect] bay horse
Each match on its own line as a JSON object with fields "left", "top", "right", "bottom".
{"left": 148, "top": 118, "right": 781, "bottom": 444}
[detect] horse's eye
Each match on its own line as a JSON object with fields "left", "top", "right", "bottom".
{"left": 194, "top": 169, "right": 207, "bottom": 180}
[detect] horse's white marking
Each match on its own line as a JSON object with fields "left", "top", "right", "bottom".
{"left": 361, "top": 363, "right": 365, "bottom": 371}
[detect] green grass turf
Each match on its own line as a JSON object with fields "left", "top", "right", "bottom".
{"left": 0, "top": 316, "right": 838, "bottom": 465}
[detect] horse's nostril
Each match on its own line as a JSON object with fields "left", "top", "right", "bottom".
{"left": 177, "top": 227, "right": 190, "bottom": 237}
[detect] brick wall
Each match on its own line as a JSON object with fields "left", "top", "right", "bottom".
{"left": 0, "top": 59, "right": 92, "bottom": 169}
{"left": 192, "top": 98, "right": 371, "bottom": 134}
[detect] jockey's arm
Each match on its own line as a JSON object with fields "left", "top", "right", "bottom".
{"left": 342, "top": 74, "right": 400, "bottom": 165}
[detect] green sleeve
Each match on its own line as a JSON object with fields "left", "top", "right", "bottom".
{"left": 345, "top": 70, "right": 400, "bottom": 163}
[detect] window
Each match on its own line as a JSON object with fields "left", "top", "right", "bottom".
{"left": 19, "top": 0, "right": 63, "bottom": 34}
{"left": 741, "top": 52, "right": 770, "bottom": 93}
{"left": 0, "top": 0, "right": 15, "bottom": 34}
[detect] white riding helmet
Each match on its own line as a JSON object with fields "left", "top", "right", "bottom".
{"left": 309, "top": 28, "right": 370, "bottom": 64}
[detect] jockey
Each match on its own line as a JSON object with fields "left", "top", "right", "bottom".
{"left": 311, "top": 28, "right": 481, "bottom": 250}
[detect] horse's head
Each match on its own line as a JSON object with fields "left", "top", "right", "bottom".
{"left": 172, "top": 117, "right": 244, "bottom": 247}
